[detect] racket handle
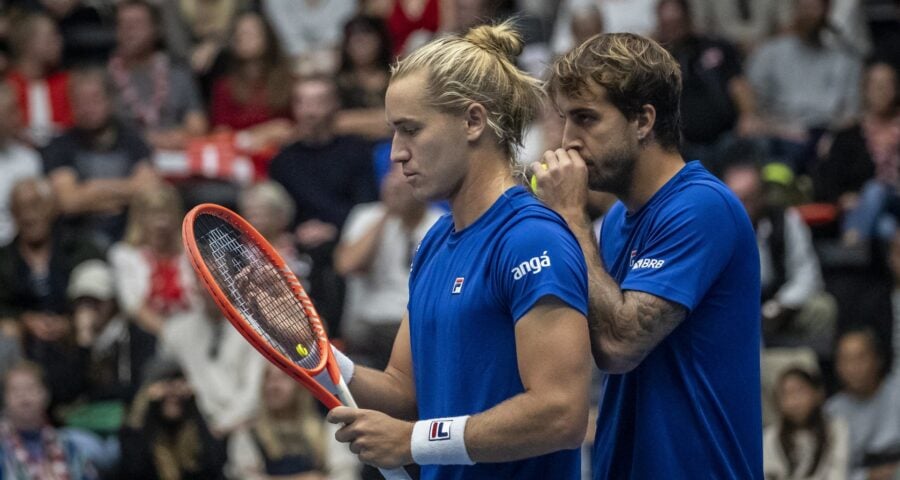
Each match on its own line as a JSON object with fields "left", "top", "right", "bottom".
{"left": 335, "top": 376, "right": 414, "bottom": 480}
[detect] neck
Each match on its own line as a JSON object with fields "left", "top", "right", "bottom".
{"left": 866, "top": 110, "right": 899, "bottom": 124}
{"left": 297, "top": 125, "right": 335, "bottom": 145}
{"left": 621, "top": 146, "right": 685, "bottom": 213}
{"left": 238, "top": 60, "right": 265, "bottom": 80}
{"left": 449, "top": 149, "right": 515, "bottom": 231}
{"left": 16, "top": 59, "right": 46, "bottom": 79}
{"left": 120, "top": 49, "right": 155, "bottom": 68}
{"left": 9, "top": 416, "right": 43, "bottom": 432}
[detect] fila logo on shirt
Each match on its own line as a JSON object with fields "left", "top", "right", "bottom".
{"left": 511, "top": 251, "right": 551, "bottom": 280}
{"left": 451, "top": 277, "right": 464, "bottom": 294}
{"left": 428, "top": 420, "right": 452, "bottom": 441}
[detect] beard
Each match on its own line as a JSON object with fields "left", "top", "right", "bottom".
{"left": 587, "top": 142, "right": 637, "bottom": 199}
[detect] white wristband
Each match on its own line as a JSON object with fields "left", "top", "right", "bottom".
{"left": 313, "top": 345, "right": 355, "bottom": 394}
{"left": 410, "top": 415, "right": 474, "bottom": 465}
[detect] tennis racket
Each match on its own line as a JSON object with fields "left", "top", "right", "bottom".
{"left": 182, "top": 203, "right": 411, "bottom": 480}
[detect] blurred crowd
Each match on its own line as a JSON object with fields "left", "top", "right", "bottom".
{"left": 0, "top": 0, "right": 896, "bottom": 478}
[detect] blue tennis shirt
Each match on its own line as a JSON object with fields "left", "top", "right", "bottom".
{"left": 592, "top": 161, "right": 763, "bottom": 479}
{"left": 408, "top": 186, "right": 588, "bottom": 480}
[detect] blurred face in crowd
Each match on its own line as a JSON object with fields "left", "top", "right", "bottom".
{"left": 557, "top": 83, "right": 641, "bottom": 198}
{"left": 776, "top": 372, "right": 823, "bottom": 426}
{"left": 143, "top": 201, "right": 180, "bottom": 251}
{"left": 29, "top": 16, "right": 63, "bottom": 68}
{"left": 864, "top": 62, "right": 898, "bottom": 117}
{"left": 724, "top": 166, "right": 764, "bottom": 224}
{"left": 656, "top": 0, "right": 690, "bottom": 44}
{"left": 240, "top": 193, "right": 289, "bottom": 241}
{"left": 292, "top": 79, "right": 339, "bottom": 136}
{"left": 116, "top": 4, "right": 158, "bottom": 59}
{"left": 793, "top": 0, "right": 829, "bottom": 40}
{"left": 0, "top": 88, "right": 22, "bottom": 142}
{"left": 10, "top": 180, "right": 56, "bottom": 246}
{"left": 153, "top": 376, "right": 193, "bottom": 421}
{"left": 381, "top": 163, "right": 423, "bottom": 216}
{"left": 836, "top": 332, "right": 884, "bottom": 398}
{"left": 71, "top": 75, "right": 112, "bottom": 132}
{"left": 262, "top": 364, "right": 299, "bottom": 414}
{"left": 346, "top": 27, "right": 382, "bottom": 69}
{"left": 3, "top": 369, "right": 49, "bottom": 429}
{"left": 232, "top": 13, "right": 268, "bottom": 61}
{"left": 571, "top": 9, "right": 604, "bottom": 47}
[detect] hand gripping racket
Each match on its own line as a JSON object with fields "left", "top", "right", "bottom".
{"left": 182, "top": 204, "right": 411, "bottom": 480}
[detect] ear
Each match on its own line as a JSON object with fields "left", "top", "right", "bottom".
{"left": 634, "top": 104, "right": 656, "bottom": 143}
{"left": 464, "top": 103, "right": 488, "bottom": 142}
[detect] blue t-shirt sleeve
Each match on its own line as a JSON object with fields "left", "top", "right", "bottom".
{"left": 621, "top": 186, "right": 738, "bottom": 311}
{"left": 494, "top": 214, "right": 588, "bottom": 322}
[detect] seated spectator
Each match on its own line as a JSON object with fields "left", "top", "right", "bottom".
{"left": 0, "top": 362, "right": 97, "bottom": 479}
{"left": 746, "top": 0, "right": 863, "bottom": 172}
{"left": 43, "top": 68, "right": 158, "bottom": 250}
{"left": 209, "top": 11, "right": 293, "bottom": 152}
{"left": 159, "top": 288, "right": 265, "bottom": 436}
{"left": 826, "top": 328, "right": 900, "bottom": 480}
{"left": 724, "top": 160, "right": 837, "bottom": 355}
{"left": 549, "top": 1, "right": 604, "bottom": 58}
{"left": 365, "top": 0, "right": 453, "bottom": 56}
{"left": 0, "top": 178, "right": 102, "bottom": 337}
{"left": 689, "top": 0, "right": 792, "bottom": 54}
{"left": 261, "top": 0, "right": 355, "bottom": 74}
{"left": 268, "top": 75, "right": 378, "bottom": 331}
{"left": 0, "top": 81, "right": 41, "bottom": 247}
{"left": 107, "top": 0, "right": 208, "bottom": 150}
{"left": 119, "top": 356, "right": 227, "bottom": 480}
{"left": 763, "top": 367, "right": 849, "bottom": 479}
{"left": 238, "top": 181, "right": 312, "bottom": 281}
{"left": 821, "top": 61, "right": 900, "bottom": 245}
{"left": 14, "top": 0, "right": 118, "bottom": 67}
{"left": 226, "top": 363, "right": 359, "bottom": 480}
{"left": 334, "top": 14, "right": 393, "bottom": 140}
{"left": 335, "top": 163, "right": 442, "bottom": 369}
{"left": 5, "top": 13, "right": 73, "bottom": 147}
{"left": 655, "top": 0, "right": 765, "bottom": 169}
{"left": 157, "top": 0, "right": 244, "bottom": 76}
{"left": 109, "top": 182, "right": 199, "bottom": 336}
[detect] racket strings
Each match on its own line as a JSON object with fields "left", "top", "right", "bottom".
{"left": 195, "top": 214, "right": 323, "bottom": 371}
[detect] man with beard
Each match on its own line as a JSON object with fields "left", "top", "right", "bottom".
{"left": 533, "top": 33, "right": 763, "bottom": 479}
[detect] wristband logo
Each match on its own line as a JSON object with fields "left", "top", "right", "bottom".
{"left": 429, "top": 420, "right": 452, "bottom": 441}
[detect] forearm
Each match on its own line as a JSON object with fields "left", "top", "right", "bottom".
{"left": 334, "top": 109, "right": 392, "bottom": 140}
{"left": 58, "top": 180, "right": 133, "bottom": 214}
{"left": 464, "top": 389, "right": 587, "bottom": 462}
{"left": 348, "top": 364, "right": 417, "bottom": 420}
{"left": 333, "top": 215, "right": 388, "bottom": 275}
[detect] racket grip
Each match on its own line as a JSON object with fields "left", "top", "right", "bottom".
{"left": 335, "top": 377, "right": 414, "bottom": 480}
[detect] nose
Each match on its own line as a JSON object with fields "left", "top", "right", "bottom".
{"left": 389, "top": 135, "right": 410, "bottom": 164}
{"left": 561, "top": 122, "right": 583, "bottom": 152}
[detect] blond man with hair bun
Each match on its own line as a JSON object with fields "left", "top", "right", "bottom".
{"left": 318, "top": 21, "right": 593, "bottom": 479}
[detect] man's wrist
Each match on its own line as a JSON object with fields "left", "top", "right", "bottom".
{"left": 410, "top": 415, "right": 474, "bottom": 465}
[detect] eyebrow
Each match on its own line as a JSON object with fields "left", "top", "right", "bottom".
{"left": 387, "top": 117, "right": 419, "bottom": 127}
{"left": 566, "top": 107, "right": 599, "bottom": 117}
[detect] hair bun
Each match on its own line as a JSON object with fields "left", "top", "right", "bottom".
{"left": 464, "top": 21, "right": 523, "bottom": 62}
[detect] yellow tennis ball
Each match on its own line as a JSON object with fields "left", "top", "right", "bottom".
{"left": 296, "top": 344, "right": 309, "bottom": 357}
{"left": 530, "top": 163, "right": 547, "bottom": 193}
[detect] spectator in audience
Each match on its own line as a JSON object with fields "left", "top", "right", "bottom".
{"left": 226, "top": 363, "right": 360, "bottom": 480}
{"left": 17, "top": 0, "right": 118, "bottom": 68}
{"left": 0, "top": 178, "right": 102, "bottom": 337}
{"left": 814, "top": 61, "right": 898, "bottom": 210}
{"left": 335, "top": 163, "right": 442, "bottom": 370}
{"left": 119, "top": 356, "right": 227, "bottom": 480}
{"left": 43, "top": 68, "right": 158, "bottom": 250}
{"left": 824, "top": 61, "right": 900, "bottom": 245}
{"left": 0, "top": 81, "right": 41, "bottom": 247}
{"left": 549, "top": 1, "right": 604, "bottom": 57}
{"left": 334, "top": 14, "right": 393, "bottom": 139}
{"left": 746, "top": 0, "right": 863, "bottom": 172}
{"left": 689, "top": 0, "right": 792, "bottom": 54}
{"left": 209, "top": 11, "right": 293, "bottom": 152}
{"left": 724, "top": 160, "right": 837, "bottom": 355}
{"left": 261, "top": 0, "right": 355, "bottom": 74}
{"left": 826, "top": 328, "right": 900, "bottom": 480}
{"left": 365, "top": 0, "right": 454, "bottom": 56}
{"left": 237, "top": 181, "right": 312, "bottom": 282}
{"left": 108, "top": 0, "right": 208, "bottom": 150}
{"left": 157, "top": 0, "right": 245, "bottom": 76}
{"left": 109, "top": 182, "right": 199, "bottom": 336}
{"left": 159, "top": 287, "right": 266, "bottom": 437}
{"left": 6, "top": 13, "right": 73, "bottom": 147}
{"left": 655, "top": 0, "right": 764, "bottom": 169}
{"left": 763, "top": 367, "right": 849, "bottom": 479}
{"left": 0, "top": 362, "right": 97, "bottom": 479}
{"left": 268, "top": 75, "right": 379, "bottom": 332}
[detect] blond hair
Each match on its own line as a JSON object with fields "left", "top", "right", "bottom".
{"left": 390, "top": 20, "right": 543, "bottom": 160}
{"left": 547, "top": 33, "right": 683, "bottom": 150}
{"left": 124, "top": 182, "right": 184, "bottom": 248}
